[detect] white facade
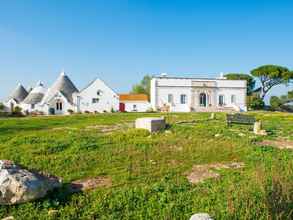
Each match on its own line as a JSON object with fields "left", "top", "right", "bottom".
{"left": 74, "top": 78, "right": 119, "bottom": 113}
{"left": 41, "top": 92, "right": 76, "bottom": 115}
{"left": 5, "top": 99, "right": 19, "bottom": 113}
{"left": 123, "top": 101, "right": 151, "bottom": 112}
{"left": 151, "top": 76, "right": 247, "bottom": 112}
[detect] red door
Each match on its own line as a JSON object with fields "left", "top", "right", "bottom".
{"left": 119, "top": 103, "right": 125, "bottom": 112}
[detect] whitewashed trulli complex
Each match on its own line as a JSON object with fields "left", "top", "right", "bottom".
{"left": 5, "top": 71, "right": 119, "bottom": 115}
{"left": 151, "top": 74, "right": 247, "bottom": 112}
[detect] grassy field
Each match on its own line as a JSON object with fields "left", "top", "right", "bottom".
{"left": 0, "top": 112, "right": 292, "bottom": 219}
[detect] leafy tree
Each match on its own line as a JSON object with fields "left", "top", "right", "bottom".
{"left": 251, "top": 65, "right": 293, "bottom": 100}
{"left": 249, "top": 97, "right": 265, "bottom": 110}
{"left": 288, "top": 90, "right": 293, "bottom": 99}
{"left": 270, "top": 90, "right": 293, "bottom": 111}
{"left": 225, "top": 73, "right": 256, "bottom": 95}
{"left": 131, "top": 75, "right": 152, "bottom": 98}
{"left": 270, "top": 96, "right": 282, "bottom": 110}
{"left": 0, "top": 103, "right": 5, "bottom": 112}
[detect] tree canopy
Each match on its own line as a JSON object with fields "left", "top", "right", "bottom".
{"left": 251, "top": 65, "right": 293, "bottom": 99}
{"left": 225, "top": 73, "right": 255, "bottom": 95}
{"left": 131, "top": 75, "right": 152, "bottom": 99}
{"left": 0, "top": 103, "right": 5, "bottom": 112}
{"left": 270, "top": 90, "right": 293, "bottom": 111}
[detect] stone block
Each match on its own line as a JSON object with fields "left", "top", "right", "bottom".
{"left": 135, "top": 117, "right": 166, "bottom": 132}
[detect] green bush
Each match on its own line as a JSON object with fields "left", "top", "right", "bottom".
{"left": 0, "top": 103, "right": 5, "bottom": 112}
{"left": 67, "top": 109, "right": 74, "bottom": 115}
{"left": 270, "top": 96, "right": 282, "bottom": 111}
{"left": 12, "top": 106, "right": 23, "bottom": 116}
{"left": 249, "top": 97, "right": 265, "bottom": 110}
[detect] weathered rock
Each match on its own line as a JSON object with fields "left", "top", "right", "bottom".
{"left": 0, "top": 160, "right": 61, "bottom": 205}
{"left": 1, "top": 216, "right": 14, "bottom": 220}
{"left": 253, "top": 121, "right": 267, "bottom": 136}
{"left": 190, "top": 213, "right": 213, "bottom": 220}
{"left": 135, "top": 117, "right": 166, "bottom": 132}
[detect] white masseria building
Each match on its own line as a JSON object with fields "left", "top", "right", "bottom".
{"left": 151, "top": 74, "right": 247, "bottom": 112}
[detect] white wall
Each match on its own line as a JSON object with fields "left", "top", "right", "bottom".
{"left": 76, "top": 79, "right": 119, "bottom": 113}
{"left": 155, "top": 86, "right": 192, "bottom": 112}
{"left": 123, "top": 101, "right": 151, "bottom": 112}
{"left": 216, "top": 88, "right": 247, "bottom": 111}
{"left": 21, "top": 103, "right": 45, "bottom": 113}
{"left": 46, "top": 93, "right": 75, "bottom": 115}
{"left": 5, "top": 99, "right": 18, "bottom": 112}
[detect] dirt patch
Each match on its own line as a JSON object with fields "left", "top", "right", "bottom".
{"left": 187, "top": 162, "right": 244, "bottom": 184}
{"left": 168, "top": 159, "right": 182, "bottom": 167}
{"left": 69, "top": 176, "right": 112, "bottom": 192}
{"left": 85, "top": 123, "right": 133, "bottom": 134}
{"left": 259, "top": 139, "right": 293, "bottom": 150}
{"left": 169, "top": 145, "right": 183, "bottom": 152}
{"left": 52, "top": 127, "right": 78, "bottom": 131}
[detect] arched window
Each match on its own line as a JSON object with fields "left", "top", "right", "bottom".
{"left": 199, "top": 93, "right": 207, "bottom": 107}
{"left": 56, "top": 101, "right": 63, "bottom": 110}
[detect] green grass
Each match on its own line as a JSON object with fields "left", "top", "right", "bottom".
{"left": 0, "top": 112, "right": 293, "bottom": 219}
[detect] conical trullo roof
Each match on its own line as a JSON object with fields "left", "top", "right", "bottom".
{"left": 23, "top": 81, "right": 47, "bottom": 105}
{"left": 8, "top": 84, "right": 28, "bottom": 103}
{"left": 43, "top": 71, "right": 78, "bottom": 104}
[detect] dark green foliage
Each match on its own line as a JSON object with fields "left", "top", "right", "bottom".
{"left": 225, "top": 73, "right": 256, "bottom": 95}
{"left": 251, "top": 65, "right": 293, "bottom": 100}
{"left": 131, "top": 75, "right": 152, "bottom": 99}
{"left": 0, "top": 103, "right": 5, "bottom": 112}
{"left": 288, "top": 91, "right": 293, "bottom": 99}
{"left": 67, "top": 109, "right": 74, "bottom": 114}
{"left": 12, "top": 106, "right": 23, "bottom": 116}
{"left": 249, "top": 97, "right": 265, "bottom": 110}
{"left": 270, "top": 96, "right": 283, "bottom": 110}
{"left": 270, "top": 90, "right": 293, "bottom": 112}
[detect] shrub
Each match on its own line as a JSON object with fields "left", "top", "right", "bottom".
{"left": 270, "top": 96, "right": 282, "bottom": 111}
{"left": 146, "top": 107, "right": 155, "bottom": 113}
{"left": 12, "top": 106, "right": 23, "bottom": 116}
{"left": 280, "top": 104, "right": 293, "bottom": 112}
{"left": 249, "top": 97, "right": 265, "bottom": 110}
{"left": 67, "top": 109, "right": 74, "bottom": 115}
{"left": 0, "top": 103, "right": 5, "bottom": 112}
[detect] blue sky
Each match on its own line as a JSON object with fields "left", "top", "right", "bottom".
{"left": 0, "top": 0, "right": 292, "bottom": 103}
